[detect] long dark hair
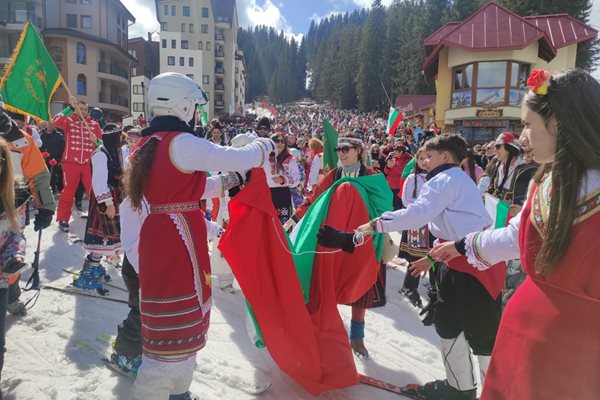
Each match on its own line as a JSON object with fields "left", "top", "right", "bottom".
{"left": 494, "top": 144, "right": 520, "bottom": 190}
{"left": 412, "top": 147, "right": 427, "bottom": 198}
{"left": 123, "top": 138, "right": 159, "bottom": 210}
{"left": 462, "top": 148, "right": 477, "bottom": 182}
{"left": 271, "top": 133, "right": 291, "bottom": 172}
{"left": 523, "top": 69, "right": 600, "bottom": 274}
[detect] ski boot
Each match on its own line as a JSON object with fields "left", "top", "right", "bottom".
{"left": 401, "top": 287, "right": 423, "bottom": 308}
{"left": 58, "top": 221, "right": 70, "bottom": 232}
{"left": 73, "top": 256, "right": 109, "bottom": 295}
{"left": 169, "top": 392, "right": 200, "bottom": 400}
{"left": 401, "top": 379, "right": 476, "bottom": 400}
{"left": 110, "top": 351, "right": 142, "bottom": 375}
{"left": 7, "top": 300, "right": 27, "bottom": 317}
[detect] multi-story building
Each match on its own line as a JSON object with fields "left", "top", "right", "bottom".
{"left": 234, "top": 49, "right": 246, "bottom": 115}
{"left": 43, "top": 0, "right": 137, "bottom": 121}
{"left": 0, "top": 1, "right": 44, "bottom": 71}
{"left": 128, "top": 35, "right": 160, "bottom": 121}
{"left": 155, "top": 0, "right": 244, "bottom": 119}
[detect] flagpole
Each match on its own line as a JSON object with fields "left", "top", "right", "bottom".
{"left": 58, "top": 78, "right": 100, "bottom": 144}
{"left": 380, "top": 80, "right": 393, "bottom": 107}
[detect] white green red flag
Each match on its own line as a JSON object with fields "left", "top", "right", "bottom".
{"left": 484, "top": 193, "right": 510, "bottom": 228}
{"left": 386, "top": 106, "right": 403, "bottom": 136}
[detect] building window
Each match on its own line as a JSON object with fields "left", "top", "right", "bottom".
{"left": 81, "top": 15, "right": 92, "bottom": 29}
{"left": 201, "top": 24, "right": 208, "bottom": 34}
{"left": 133, "top": 85, "right": 143, "bottom": 94}
{"left": 131, "top": 67, "right": 137, "bottom": 76}
{"left": 206, "top": 42, "right": 211, "bottom": 51}
{"left": 189, "top": 57, "right": 194, "bottom": 67}
{"left": 183, "top": 6, "right": 190, "bottom": 17}
{"left": 162, "top": 39, "right": 167, "bottom": 48}
{"left": 167, "top": 56, "right": 175, "bottom": 66}
{"left": 198, "top": 41, "right": 203, "bottom": 50}
{"left": 160, "top": 22, "right": 167, "bottom": 31}
{"left": 133, "top": 102, "right": 144, "bottom": 112}
{"left": 181, "top": 40, "right": 188, "bottom": 49}
{"left": 80, "top": 0, "right": 92, "bottom": 4}
{"left": 202, "top": 7, "right": 209, "bottom": 18}
{"left": 77, "top": 74, "right": 86, "bottom": 95}
{"left": 181, "top": 23, "right": 186, "bottom": 32}
{"left": 171, "top": 39, "right": 176, "bottom": 49}
{"left": 189, "top": 24, "right": 194, "bottom": 33}
{"left": 203, "top": 75, "right": 210, "bottom": 84}
{"left": 164, "top": 5, "right": 168, "bottom": 15}
{"left": 76, "top": 43, "right": 86, "bottom": 64}
{"left": 66, "top": 14, "right": 77, "bottom": 28}
{"left": 179, "top": 57, "right": 184, "bottom": 66}
{"left": 171, "top": 5, "right": 176, "bottom": 16}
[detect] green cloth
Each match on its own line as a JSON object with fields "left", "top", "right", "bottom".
{"left": 321, "top": 119, "right": 339, "bottom": 172}
{"left": 197, "top": 104, "right": 209, "bottom": 126}
{"left": 401, "top": 158, "right": 416, "bottom": 179}
{"left": 0, "top": 22, "right": 62, "bottom": 121}
{"left": 291, "top": 174, "right": 393, "bottom": 302}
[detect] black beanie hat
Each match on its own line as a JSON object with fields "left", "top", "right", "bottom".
{"left": 256, "top": 117, "right": 271, "bottom": 131}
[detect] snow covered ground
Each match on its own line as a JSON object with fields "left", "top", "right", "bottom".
{"left": 2, "top": 215, "right": 450, "bottom": 400}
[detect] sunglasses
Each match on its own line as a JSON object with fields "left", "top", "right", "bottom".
{"left": 273, "top": 139, "right": 285, "bottom": 144}
{"left": 335, "top": 146, "right": 353, "bottom": 154}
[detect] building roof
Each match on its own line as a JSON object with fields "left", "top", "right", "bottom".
{"left": 524, "top": 14, "right": 598, "bottom": 49}
{"left": 394, "top": 95, "right": 436, "bottom": 115}
{"left": 422, "top": 1, "right": 597, "bottom": 80}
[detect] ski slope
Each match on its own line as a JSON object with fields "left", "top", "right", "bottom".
{"left": 3, "top": 216, "right": 450, "bottom": 400}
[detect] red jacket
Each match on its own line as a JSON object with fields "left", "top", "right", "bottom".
{"left": 384, "top": 153, "right": 412, "bottom": 190}
{"left": 53, "top": 112, "right": 100, "bottom": 164}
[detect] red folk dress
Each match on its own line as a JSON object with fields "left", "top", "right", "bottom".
{"left": 481, "top": 180, "right": 600, "bottom": 399}
{"left": 138, "top": 132, "right": 212, "bottom": 362}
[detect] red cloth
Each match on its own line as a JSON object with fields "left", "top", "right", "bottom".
{"left": 138, "top": 132, "right": 211, "bottom": 359}
{"left": 384, "top": 153, "right": 411, "bottom": 189}
{"left": 446, "top": 254, "right": 505, "bottom": 299}
{"left": 56, "top": 162, "right": 91, "bottom": 221}
{"left": 53, "top": 113, "right": 101, "bottom": 164}
{"left": 481, "top": 186, "right": 600, "bottom": 399}
{"left": 219, "top": 169, "right": 379, "bottom": 395}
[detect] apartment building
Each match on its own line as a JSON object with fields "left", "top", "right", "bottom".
{"left": 128, "top": 35, "right": 160, "bottom": 121}
{"left": 0, "top": 1, "right": 44, "bottom": 71}
{"left": 155, "top": 0, "right": 245, "bottom": 119}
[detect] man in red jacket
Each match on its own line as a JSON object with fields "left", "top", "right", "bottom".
{"left": 384, "top": 144, "right": 412, "bottom": 209}
{"left": 52, "top": 97, "right": 101, "bottom": 231}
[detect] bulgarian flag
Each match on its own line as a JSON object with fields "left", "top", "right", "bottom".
{"left": 484, "top": 193, "right": 511, "bottom": 228}
{"left": 386, "top": 106, "right": 403, "bottom": 136}
{"left": 0, "top": 21, "right": 62, "bottom": 121}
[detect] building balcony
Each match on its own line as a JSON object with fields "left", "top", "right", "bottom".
{"left": 215, "top": 100, "right": 224, "bottom": 108}
{"left": 98, "top": 62, "right": 129, "bottom": 80}
{"left": 215, "top": 84, "right": 225, "bottom": 91}
{"left": 98, "top": 91, "right": 130, "bottom": 113}
{"left": 215, "top": 33, "right": 225, "bottom": 41}
{"left": 0, "top": 9, "right": 43, "bottom": 29}
{"left": 215, "top": 50, "right": 225, "bottom": 58}
{"left": 215, "top": 67, "right": 225, "bottom": 75}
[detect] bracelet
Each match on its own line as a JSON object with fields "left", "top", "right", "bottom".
{"left": 369, "top": 218, "right": 379, "bottom": 232}
{"left": 425, "top": 254, "right": 436, "bottom": 270}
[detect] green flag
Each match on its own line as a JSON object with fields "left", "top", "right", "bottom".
{"left": 0, "top": 21, "right": 62, "bottom": 121}
{"left": 322, "top": 119, "right": 338, "bottom": 172}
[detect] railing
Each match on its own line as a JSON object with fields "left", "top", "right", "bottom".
{"left": 0, "top": 9, "right": 42, "bottom": 27}
{"left": 215, "top": 84, "right": 225, "bottom": 91}
{"left": 215, "top": 67, "right": 225, "bottom": 74}
{"left": 215, "top": 50, "right": 225, "bottom": 58}
{"left": 215, "top": 100, "right": 224, "bottom": 107}
{"left": 98, "top": 62, "right": 129, "bottom": 79}
{"left": 215, "top": 33, "right": 225, "bottom": 41}
{"left": 99, "top": 92, "right": 129, "bottom": 108}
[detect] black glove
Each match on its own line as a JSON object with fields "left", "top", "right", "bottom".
{"left": 419, "top": 290, "right": 438, "bottom": 326}
{"left": 34, "top": 208, "right": 54, "bottom": 231}
{"left": 317, "top": 225, "right": 355, "bottom": 254}
{"left": 3, "top": 257, "right": 27, "bottom": 275}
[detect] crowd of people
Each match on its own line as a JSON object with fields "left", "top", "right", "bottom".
{"left": 0, "top": 67, "right": 597, "bottom": 400}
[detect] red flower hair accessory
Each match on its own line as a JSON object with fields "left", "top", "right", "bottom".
{"left": 49, "top": 159, "right": 57, "bottom": 166}
{"left": 42, "top": 151, "right": 50, "bottom": 158}
{"left": 527, "top": 70, "right": 551, "bottom": 96}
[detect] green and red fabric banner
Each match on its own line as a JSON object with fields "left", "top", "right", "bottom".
{"left": 386, "top": 106, "right": 403, "bottom": 136}
{"left": 322, "top": 118, "right": 339, "bottom": 172}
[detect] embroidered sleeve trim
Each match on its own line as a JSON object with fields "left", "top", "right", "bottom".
{"left": 95, "top": 192, "right": 112, "bottom": 202}
{"left": 465, "top": 232, "right": 493, "bottom": 271}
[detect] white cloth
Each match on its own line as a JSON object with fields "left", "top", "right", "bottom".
{"left": 377, "top": 167, "right": 492, "bottom": 241}
{"left": 464, "top": 169, "right": 600, "bottom": 271}
{"left": 308, "top": 153, "right": 322, "bottom": 189}
{"left": 401, "top": 172, "right": 427, "bottom": 206}
{"left": 267, "top": 156, "right": 301, "bottom": 188}
{"left": 477, "top": 175, "right": 491, "bottom": 195}
{"left": 90, "top": 151, "right": 112, "bottom": 204}
{"left": 441, "top": 332, "right": 477, "bottom": 391}
{"left": 29, "top": 126, "right": 43, "bottom": 147}
{"left": 129, "top": 355, "right": 196, "bottom": 400}
{"left": 121, "top": 145, "right": 131, "bottom": 169}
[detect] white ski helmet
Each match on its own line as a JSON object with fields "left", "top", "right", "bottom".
{"left": 146, "top": 72, "right": 207, "bottom": 123}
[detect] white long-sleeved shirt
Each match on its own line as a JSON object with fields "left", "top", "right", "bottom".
{"left": 401, "top": 172, "right": 427, "bottom": 207}
{"left": 268, "top": 156, "right": 301, "bottom": 189}
{"left": 376, "top": 166, "right": 492, "bottom": 241}
{"left": 91, "top": 151, "right": 112, "bottom": 204}
{"left": 308, "top": 153, "right": 322, "bottom": 189}
{"left": 464, "top": 169, "right": 600, "bottom": 271}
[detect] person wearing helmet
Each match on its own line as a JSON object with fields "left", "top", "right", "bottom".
{"left": 121, "top": 72, "right": 274, "bottom": 400}
{"left": 89, "top": 107, "right": 106, "bottom": 129}
{"left": 0, "top": 95, "right": 55, "bottom": 316}
{"left": 52, "top": 97, "right": 102, "bottom": 232}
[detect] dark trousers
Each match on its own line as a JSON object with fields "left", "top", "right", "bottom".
{"left": 391, "top": 189, "right": 404, "bottom": 210}
{"left": 0, "top": 287, "right": 8, "bottom": 375}
{"left": 8, "top": 280, "right": 20, "bottom": 304}
{"left": 113, "top": 255, "right": 142, "bottom": 357}
{"left": 75, "top": 180, "right": 85, "bottom": 204}
{"left": 433, "top": 264, "right": 502, "bottom": 355}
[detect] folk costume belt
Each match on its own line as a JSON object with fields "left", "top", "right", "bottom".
{"left": 149, "top": 201, "right": 201, "bottom": 214}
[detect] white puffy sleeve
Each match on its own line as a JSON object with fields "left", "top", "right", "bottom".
{"left": 282, "top": 157, "right": 301, "bottom": 187}
{"left": 119, "top": 197, "right": 148, "bottom": 273}
{"left": 91, "top": 151, "right": 112, "bottom": 204}
{"left": 308, "top": 154, "right": 322, "bottom": 187}
{"left": 463, "top": 211, "right": 522, "bottom": 271}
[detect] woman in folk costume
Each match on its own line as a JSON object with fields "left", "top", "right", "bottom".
{"left": 123, "top": 72, "right": 274, "bottom": 400}
{"left": 268, "top": 132, "right": 301, "bottom": 224}
{"left": 73, "top": 123, "right": 123, "bottom": 294}
{"left": 306, "top": 138, "right": 323, "bottom": 191}
{"left": 429, "top": 69, "right": 600, "bottom": 400}
{"left": 284, "top": 132, "right": 389, "bottom": 357}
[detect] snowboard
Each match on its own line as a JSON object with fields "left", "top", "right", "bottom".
{"left": 358, "top": 374, "right": 423, "bottom": 399}
{"left": 42, "top": 284, "right": 128, "bottom": 304}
